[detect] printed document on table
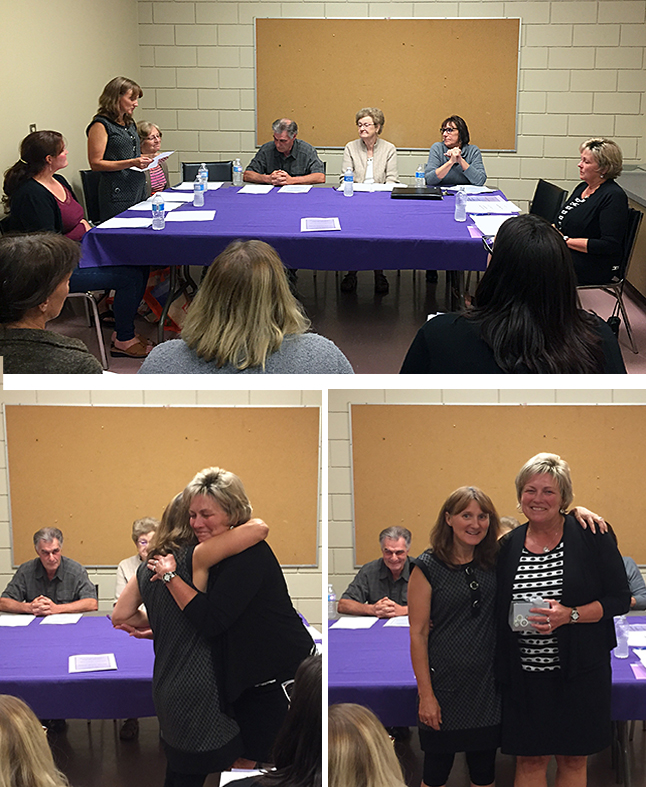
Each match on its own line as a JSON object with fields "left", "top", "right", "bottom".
{"left": 173, "top": 182, "right": 224, "bottom": 191}
{"left": 301, "top": 217, "right": 341, "bottom": 232}
{"left": 384, "top": 616, "right": 410, "bottom": 627}
{"left": 165, "top": 210, "right": 216, "bottom": 222}
{"left": 94, "top": 217, "right": 152, "bottom": 229}
{"left": 472, "top": 215, "right": 515, "bottom": 237}
{"left": 445, "top": 185, "right": 494, "bottom": 194}
{"left": 68, "top": 653, "right": 117, "bottom": 673}
{"left": 128, "top": 200, "right": 181, "bottom": 211}
{"left": 129, "top": 151, "right": 175, "bottom": 171}
{"left": 466, "top": 197, "right": 521, "bottom": 214}
{"left": 0, "top": 614, "right": 35, "bottom": 626}
{"left": 40, "top": 613, "right": 83, "bottom": 625}
{"left": 331, "top": 617, "right": 377, "bottom": 629}
{"left": 278, "top": 185, "right": 312, "bottom": 193}
{"left": 239, "top": 184, "right": 274, "bottom": 194}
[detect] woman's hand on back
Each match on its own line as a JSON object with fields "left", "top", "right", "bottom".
{"left": 148, "top": 553, "right": 177, "bottom": 581}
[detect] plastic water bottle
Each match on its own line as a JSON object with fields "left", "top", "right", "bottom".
{"left": 233, "top": 158, "right": 243, "bottom": 186}
{"left": 343, "top": 168, "right": 354, "bottom": 197}
{"left": 415, "top": 166, "right": 425, "bottom": 187}
{"left": 454, "top": 187, "right": 467, "bottom": 222}
{"left": 198, "top": 163, "right": 208, "bottom": 186}
{"left": 328, "top": 584, "right": 337, "bottom": 620}
{"left": 193, "top": 177, "right": 205, "bottom": 207}
{"left": 151, "top": 193, "right": 165, "bottom": 230}
{"left": 614, "top": 615, "right": 629, "bottom": 658}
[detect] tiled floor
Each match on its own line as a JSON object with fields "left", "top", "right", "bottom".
{"left": 51, "top": 270, "right": 646, "bottom": 375}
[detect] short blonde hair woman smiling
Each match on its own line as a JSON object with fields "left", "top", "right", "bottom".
{"left": 139, "top": 240, "right": 353, "bottom": 374}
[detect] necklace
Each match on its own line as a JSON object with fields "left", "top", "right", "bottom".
{"left": 527, "top": 520, "right": 563, "bottom": 555}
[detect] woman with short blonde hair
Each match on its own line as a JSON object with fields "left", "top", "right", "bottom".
{"left": 139, "top": 240, "right": 353, "bottom": 374}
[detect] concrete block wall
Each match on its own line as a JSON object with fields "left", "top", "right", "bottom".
{"left": 328, "top": 387, "right": 646, "bottom": 599}
{"left": 137, "top": 0, "right": 645, "bottom": 208}
{"left": 0, "top": 388, "right": 323, "bottom": 628}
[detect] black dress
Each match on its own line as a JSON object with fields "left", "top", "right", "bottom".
{"left": 412, "top": 551, "right": 501, "bottom": 753}
{"left": 86, "top": 115, "right": 147, "bottom": 221}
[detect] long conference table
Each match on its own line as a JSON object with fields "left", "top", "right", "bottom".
{"left": 80, "top": 185, "right": 489, "bottom": 275}
{"left": 329, "top": 616, "right": 646, "bottom": 786}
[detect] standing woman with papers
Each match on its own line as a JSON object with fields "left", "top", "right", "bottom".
{"left": 424, "top": 116, "right": 486, "bottom": 188}
{"left": 86, "top": 76, "right": 151, "bottom": 221}
{"left": 2, "top": 130, "right": 150, "bottom": 360}
{"left": 339, "top": 108, "right": 398, "bottom": 295}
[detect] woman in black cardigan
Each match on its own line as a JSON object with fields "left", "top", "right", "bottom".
{"left": 556, "top": 138, "right": 629, "bottom": 285}
{"left": 2, "top": 130, "right": 150, "bottom": 359}
{"left": 496, "top": 452, "right": 630, "bottom": 787}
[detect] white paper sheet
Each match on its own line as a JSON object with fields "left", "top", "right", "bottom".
{"left": 472, "top": 214, "right": 516, "bottom": 237}
{"left": 278, "top": 185, "right": 312, "bottom": 193}
{"left": 445, "top": 185, "right": 494, "bottom": 194}
{"left": 129, "top": 151, "right": 175, "bottom": 171}
{"left": 127, "top": 200, "right": 182, "bottom": 211}
{"left": 331, "top": 617, "right": 377, "bottom": 629}
{"left": 466, "top": 199, "right": 521, "bottom": 215}
{"left": 157, "top": 192, "right": 195, "bottom": 203}
{"left": 172, "top": 182, "right": 224, "bottom": 191}
{"left": 40, "top": 613, "right": 83, "bottom": 625}
{"left": 221, "top": 771, "right": 264, "bottom": 784}
{"left": 336, "top": 182, "right": 398, "bottom": 192}
{"left": 239, "top": 184, "right": 274, "bottom": 194}
{"left": 94, "top": 217, "right": 152, "bottom": 229}
{"left": 383, "top": 616, "right": 410, "bottom": 627}
{"left": 0, "top": 614, "right": 35, "bottom": 626}
{"left": 68, "top": 653, "right": 117, "bottom": 673}
{"left": 165, "top": 210, "right": 216, "bottom": 222}
{"left": 627, "top": 630, "right": 646, "bottom": 647}
{"left": 300, "top": 217, "right": 341, "bottom": 232}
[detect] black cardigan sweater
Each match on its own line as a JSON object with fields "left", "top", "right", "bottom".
{"left": 183, "top": 541, "right": 314, "bottom": 704}
{"left": 8, "top": 174, "right": 78, "bottom": 234}
{"left": 496, "top": 515, "right": 630, "bottom": 686}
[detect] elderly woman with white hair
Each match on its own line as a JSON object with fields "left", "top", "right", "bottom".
{"left": 496, "top": 452, "right": 630, "bottom": 787}
{"left": 137, "top": 121, "right": 170, "bottom": 195}
{"left": 555, "top": 138, "right": 629, "bottom": 285}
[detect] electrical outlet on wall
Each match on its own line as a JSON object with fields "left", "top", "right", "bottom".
{"left": 29, "top": 124, "right": 36, "bottom": 133}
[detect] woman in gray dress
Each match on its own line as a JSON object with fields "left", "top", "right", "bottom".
{"left": 87, "top": 76, "right": 152, "bottom": 221}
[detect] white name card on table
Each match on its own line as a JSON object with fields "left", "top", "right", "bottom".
{"left": 383, "top": 616, "right": 410, "bottom": 627}
{"left": 278, "top": 185, "right": 312, "bottom": 193}
{"left": 128, "top": 200, "right": 181, "bottom": 211}
{"left": 0, "top": 614, "right": 35, "bottom": 626}
{"left": 331, "top": 617, "right": 377, "bottom": 630}
{"left": 301, "top": 217, "right": 341, "bottom": 232}
{"left": 165, "top": 210, "right": 216, "bottom": 222}
{"left": 172, "top": 182, "right": 224, "bottom": 191}
{"left": 68, "top": 653, "right": 117, "bottom": 673}
{"left": 239, "top": 184, "right": 274, "bottom": 194}
{"left": 94, "top": 217, "right": 152, "bottom": 229}
{"left": 40, "top": 613, "right": 83, "bottom": 625}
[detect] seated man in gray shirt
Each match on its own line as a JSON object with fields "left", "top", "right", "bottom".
{"left": 244, "top": 118, "right": 325, "bottom": 186}
{"left": 337, "top": 526, "right": 411, "bottom": 618}
{"left": 0, "top": 527, "right": 98, "bottom": 616}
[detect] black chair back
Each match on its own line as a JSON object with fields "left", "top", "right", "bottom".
{"left": 80, "top": 170, "right": 102, "bottom": 225}
{"left": 182, "top": 161, "right": 233, "bottom": 182}
{"left": 617, "top": 207, "right": 643, "bottom": 280}
{"left": 529, "top": 179, "right": 568, "bottom": 224}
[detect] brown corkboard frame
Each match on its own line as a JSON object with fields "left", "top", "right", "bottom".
{"left": 255, "top": 18, "right": 520, "bottom": 151}
{"left": 5, "top": 406, "right": 319, "bottom": 568}
{"left": 350, "top": 404, "right": 645, "bottom": 565}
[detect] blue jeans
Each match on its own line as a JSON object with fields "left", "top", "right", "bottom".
{"left": 70, "top": 266, "right": 148, "bottom": 342}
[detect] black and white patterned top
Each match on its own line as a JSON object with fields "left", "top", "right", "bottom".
{"left": 512, "top": 541, "right": 564, "bottom": 672}
{"left": 556, "top": 196, "right": 586, "bottom": 231}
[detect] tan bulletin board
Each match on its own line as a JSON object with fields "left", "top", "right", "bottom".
{"left": 5, "top": 406, "right": 319, "bottom": 568}
{"left": 255, "top": 18, "right": 520, "bottom": 151}
{"left": 350, "top": 405, "right": 646, "bottom": 565}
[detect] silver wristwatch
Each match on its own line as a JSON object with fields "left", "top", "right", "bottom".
{"left": 162, "top": 571, "right": 177, "bottom": 583}
{"left": 570, "top": 606, "right": 580, "bottom": 623}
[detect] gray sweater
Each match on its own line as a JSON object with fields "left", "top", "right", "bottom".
{"left": 138, "top": 333, "right": 354, "bottom": 374}
{"left": 0, "top": 327, "right": 103, "bottom": 374}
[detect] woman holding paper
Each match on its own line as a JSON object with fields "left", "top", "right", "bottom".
{"left": 137, "top": 121, "right": 170, "bottom": 195}
{"left": 87, "top": 76, "right": 151, "bottom": 221}
{"left": 496, "top": 452, "right": 630, "bottom": 787}
{"left": 339, "top": 107, "right": 398, "bottom": 295}
{"left": 400, "top": 214, "right": 625, "bottom": 373}
{"left": 2, "top": 130, "right": 150, "bottom": 359}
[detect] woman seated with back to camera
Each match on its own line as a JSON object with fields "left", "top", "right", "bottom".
{"left": 138, "top": 240, "right": 354, "bottom": 374}
{"left": 400, "top": 214, "right": 626, "bottom": 374}
{"left": 0, "top": 233, "right": 103, "bottom": 374}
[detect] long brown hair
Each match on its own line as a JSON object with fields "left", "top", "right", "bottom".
{"left": 96, "top": 76, "right": 143, "bottom": 124}
{"left": 146, "top": 493, "right": 194, "bottom": 558}
{"left": 430, "top": 486, "right": 500, "bottom": 570}
{"left": 2, "top": 131, "right": 64, "bottom": 210}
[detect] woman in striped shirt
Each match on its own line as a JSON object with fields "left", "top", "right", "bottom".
{"left": 137, "top": 121, "right": 170, "bottom": 195}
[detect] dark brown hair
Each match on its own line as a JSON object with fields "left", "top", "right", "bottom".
{"left": 2, "top": 131, "right": 64, "bottom": 210}
{"left": 97, "top": 77, "right": 143, "bottom": 124}
{"left": 441, "top": 115, "right": 470, "bottom": 146}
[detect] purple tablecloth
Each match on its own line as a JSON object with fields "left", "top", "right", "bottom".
{"left": 328, "top": 617, "right": 646, "bottom": 726}
{"left": 0, "top": 615, "right": 155, "bottom": 719}
{"left": 80, "top": 187, "right": 489, "bottom": 273}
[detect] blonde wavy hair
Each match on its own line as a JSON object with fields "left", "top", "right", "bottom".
{"left": 181, "top": 240, "right": 310, "bottom": 370}
{"left": 183, "top": 466, "right": 252, "bottom": 527}
{"left": 328, "top": 704, "right": 406, "bottom": 787}
{"left": 0, "top": 695, "right": 70, "bottom": 787}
